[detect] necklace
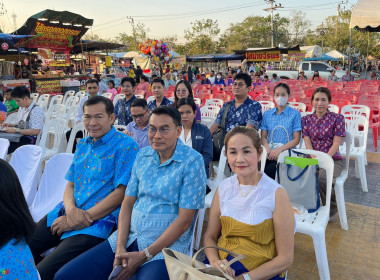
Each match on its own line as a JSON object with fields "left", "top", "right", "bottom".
{"left": 238, "top": 174, "right": 262, "bottom": 197}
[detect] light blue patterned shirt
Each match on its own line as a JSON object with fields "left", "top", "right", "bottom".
{"left": 108, "top": 140, "right": 207, "bottom": 262}
{"left": 47, "top": 127, "right": 139, "bottom": 240}
{"left": 261, "top": 105, "right": 302, "bottom": 144}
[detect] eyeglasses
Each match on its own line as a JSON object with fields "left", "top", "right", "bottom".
{"left": 232, "top": 83, "right": 246, "bottom": 88}
{"left": 176, "top": 89, "right": 188, "bottom": 95}
{"left": 131, "top": 112, "right": 147, "bottom": 120}
{"left": 148, "top": 126, "right": 171, "bottom": 135}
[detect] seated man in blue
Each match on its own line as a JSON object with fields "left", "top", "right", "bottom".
{"left": 55, "top": 106, "right": 207, "bottom": 280}
{"left": 28, "top": 96, "right": 139, "bottom": 280}
{"left": 147, "top": 78, "right": 173, "bottom": 111}
{"left": 210, "top": 72, "right": 262, "bottom": 135}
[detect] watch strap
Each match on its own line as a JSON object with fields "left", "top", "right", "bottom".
{"left": 243, "top": 273, "right": 252, "bottom": 280}
{"left": 143, "top": 247, "right": 153, "bottom": 261}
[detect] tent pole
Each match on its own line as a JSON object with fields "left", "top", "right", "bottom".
{"left": 365, "top": 31, "right": 369, "bottom": 78}
{"left": 348, "top": 28, "right": 352, "bottom": 72}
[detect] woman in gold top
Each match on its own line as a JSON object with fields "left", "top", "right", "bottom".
{"left": 203, "top": 126, "right": 294, "bottom": 280}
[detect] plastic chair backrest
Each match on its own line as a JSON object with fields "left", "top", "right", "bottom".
{"left": 135, "top": 94, "right": 144, "bottom": 99}
{"left": 64, "top": 96, "right": 79, "bottom": 108}
{"left": 260, "top": 145, "right": 267, "bottom": 172}
{"left": 340, "top": 132, "right": 352, "bottom": 178}
{"left": 327, "top": 104, "right": 339, "bottom": 114}
{"left": 341, "top": 105, "right": 370, "bottom": 120}
{"left": 0, "top": 138, "right": 10, "bottom": 160}
{"left": 45, "top": 104, "right": 65, "bottom": 121}
{"left": 4, "top": 112, "right": 19, "bottom": 124}
{"left": 30, "top": 153, "right": 74, "bottom": 222}
{"left": 258, "top": 101, "right": 275, "bottom": 113}
{"left": 147, "top": 96, "right": 155, "bottom": 103}
{"left": 102, "top": 92, "right": 113, "bottom": 99}
{"left": 256, "top": 95, "right": 274, "bottom": 102}
{"left": 200, "top": 105, "right": 220, "bottom": 118}
{"left": 49, "top": 95, "right": 63, "bottom": 107}
{"left": 113, "top": 94, "right": 125, "bottom": 106}
{"left": 200, "top": 116, "right": 215, "bottom": 128}
{"left": 10, "top": 145, "right": 43, "bottom": 206}
{"left": 31, "top": 93, "right": 39, "bottom": 103}
{"left": 62, "top": 90, "right": 75, "bottom": 104}
{"left": 37, "top": 94, "right": 50, "bottom": 111}
{"left": 75, "top": 91, "right": 86, "bottom": 100}
{"left": 205, "top": 98, "right": 224, "bottom": 108}
{"left": 39, "top": 118, "right": 66, "bottom": 152}
{"left": 193, "top": 98, "right": 202, "bottom": 107}
{"left": 66, "top": 122, "right": 88, "bottom": 153}
{"left": 345, "top": 115, "right": 368, "bottom": 147}
{"left": 288, "top": 102, "right": 307, "bottom": 113}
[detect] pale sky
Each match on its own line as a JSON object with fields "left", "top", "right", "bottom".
{"left": 1, "top": 0, "right": 358, "bottom": 44}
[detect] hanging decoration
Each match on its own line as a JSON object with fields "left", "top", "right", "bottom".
{"left": 1, "top": 42, "right": 9, "bottom": 50}
{"left": 138, "top": 39, "right": 173, "bottom": 64}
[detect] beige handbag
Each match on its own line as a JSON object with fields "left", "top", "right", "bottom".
{"left": 162, "top": 246, "right": 246, "bottom": 280}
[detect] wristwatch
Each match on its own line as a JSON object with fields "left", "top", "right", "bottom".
{"left": 143, "top": 247, "right": 153, "bottom": 261}
{"left": 16, "top": 128, "right": 20, "bottom": 134}
{"left": 242, "top": 273, "right": 252, "bottom": 280}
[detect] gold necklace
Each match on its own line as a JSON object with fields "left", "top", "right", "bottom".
{"left": 238, "top": 174, "right": 262, "bottom": 197}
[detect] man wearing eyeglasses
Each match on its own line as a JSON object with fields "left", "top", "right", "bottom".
{"left": 124, "top": 98, "right": 150, "bottom": 148}
{"left": 209, "top": 72, "right": 262, "bottom": 135}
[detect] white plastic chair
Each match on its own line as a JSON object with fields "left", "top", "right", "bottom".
{"left": 48, "top": 95, "right": 63, "bottom": 108}
{"left": 75, "top": 91, "right": 86, "bottom": 101}
{"left": 4, "top": 112, "right": 19, "bottom": 125}
{"left": 205, "top": 98, "right": 224, "bottom": 108}
{"left": 300, "top": 111, "right": 313, "bottom": 118}
{"left": 195, "top": 146, "right": 267, "bottom": 250}
{"left": 341, "top": 104, "right": 370, "bottom": 120}
{"left": 0, "top": 138, "right": 10, "bottom": 160}
{"left": 62, "top": 90, "right": 75, "bottom": 105}
{"left": 29, "top": 153, "right": 74, "bottom": 222}
{"left": 201, "top": 116, "right": 216, "bottom": 129}
{"left": 288, "top": 102, "right": 307, "bottom": 113}
{"left": 10, "top": 145, "right": 43, "bottom": 206}
{"left": 113, "top": 94, "right": 125, "bottom": 106}
{"left": 327, "top": 104, "right": 339, "bottom": 114}
{"left": 147, "top": 95, "right": 155, "bottom": 103}
{"left": 31, "top": 93, "right": 39, "bottom": 103}
{"left": 168, "top": 96, "right": 175, "bottom": 102}
{"left": 277, "top": 149, "right": 334, "bottom": 280}
{"left": 200, "top": 105, "right": 220, "bottom": 118}
{"left": 45, "top": 104, "right": 65, "bottom": 121}
{"left": 258, "top": 101, "right": 275, "bottom": 113}
{"left": 38, "top": 118, "right": 66, "bottom": 162}
{"left": 63, "top": 105, "right": 78, "bottom": 130}
{"left": 102, "top": 92, "right": 113, "bottom": 99}
{"left": 194, "top": 98, "right": 202, "bottom": 107}
{"left": 335, "top": 132, "right": 352, "bottom": 230}
{"left": 66, "top": 122, "right": 88, "bottom": 153}
{"left": 339, "top": 116, "right": 368, "bottom": 192}
{"left": 64, "top": 96, "right": 79, "bottom": 108}
{"left": 135, "top": 94, "right": 144, "bottom": 99}
{"left": 37, "top": 94, "right": 50, "bottom": 112}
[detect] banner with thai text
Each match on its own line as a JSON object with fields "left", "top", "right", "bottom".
{"left": 245, "top": 51, "right": 281, "bottom": 62}
{"left": 287, "top": 51, "right": 306, "bottom": 61}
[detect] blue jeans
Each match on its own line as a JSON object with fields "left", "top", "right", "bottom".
{"left": 54, "top": 240, "right": 169, "bottom": 280}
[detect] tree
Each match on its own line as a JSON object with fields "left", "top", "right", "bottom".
{"left": 288, "top": 11, "right": 311, "bottom": 45}
{"left": 184, "top": 19, "right": 220, "bottom": 55}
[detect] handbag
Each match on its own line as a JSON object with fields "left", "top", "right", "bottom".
{"left": 269, "top": 125, "right": 289, "bottom": 150}
{"left": 276, "top": 150, "right": 320, "bottom": 213}
{"left": 163, "top": 246, "right": 246, "bottom": 280}
{"left": 212, "top": 102, "right": 232, "bottom": 161}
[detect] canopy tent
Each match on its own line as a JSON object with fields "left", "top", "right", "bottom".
{"left": 235, "top": 44, "right": 301, "bottom": 55}
{"left": 13, "top": 9, "right": 93, "bottom": 51}
{"left": 70, "top": 40, "right": 125, "bottom": 53}
{"left": 0, "top": 34, "right": 32, "bottom": 46}
{"left": 187, "top": 53, "right": 243, "bottom": 62}
{"left": 300, "top": 45, "right": 322, "bottom": 58}
{"left": 325, "top": 50, "right": 348, "bottom": 60}
{"left": 349, "top": 0, "right": 380, "bottom": 32}
{"left": 304, "top": 53, "right": 338, "bottom": 61}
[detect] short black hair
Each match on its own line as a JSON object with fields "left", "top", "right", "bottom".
{"left": 121, "top": 77, "right": 136, "bottom": 87}
{"left": 4, "top": 88, "right": 12, "bottom": 94}
{"left": 0, "top": 159, "right": 35, "bottom": 247}
{"left": 272, "top": 73, "right": 278, "bottom": 78}
{"left": 152, "top": 78, "right": 165, "bottom": 87}
{"left": 312, "top": 87, "right": 331, "bottom": 102}
{"left": 84, "top": 96, "right": 114, "bottom": 115}
{"left": 11, "top": 86, "right": 31, "bottom": 99}
{"left": 130, "top": 98, "right": 148, "bottom": 110}
{"left": 108, "top": 80, "right": 115, "bottom": 87}
{"left": 274, "top": 82, "right": 290, "bottom": 95}
{"left": 140, "top": 75, "right": 149, "bottom": 82}
{"left": 234, "top": 73, "right": 252, "bottom": 88}
{"left": 86, "top": 78, "right": 99, "bottom": 86}
{"left": 150, "top": 106, "right": 181, "bottom": 127}
{"left": 177, "top": 97, "right": 197, "bottom": 113}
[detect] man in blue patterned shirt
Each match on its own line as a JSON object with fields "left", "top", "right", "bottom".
{"left": 114, "top": 77, "right": 137, "bottom": 126}
{"left": 29, "top": 96, "right": 139, "bottom": 279}
{"left": 147, "top": 78, "right": 173, "bottom": 111}
{"left": 54, "top": 106, "right": 207, "bottom": 280}
{"left": 210, "top": 72, "right": 262, "bottom": 135}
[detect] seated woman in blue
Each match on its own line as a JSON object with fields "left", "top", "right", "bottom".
{"left": 177, "top": 97, "right": 213, "bottom": 178}
{"left": 261, "top": 83, "right": 302, "bottom": 179}
{"left": 0, "top": 159, "right": 39, "bottom": 280}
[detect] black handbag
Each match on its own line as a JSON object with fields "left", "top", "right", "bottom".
{"left": 212, "top": 102, "right": 232, "bottom": 161}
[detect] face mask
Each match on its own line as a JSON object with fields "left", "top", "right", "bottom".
{"left": 217, "top": 75, "right": 221, "bottom": 79}
{"left": 275, "top": 96, "right": 288, "bottom": 107}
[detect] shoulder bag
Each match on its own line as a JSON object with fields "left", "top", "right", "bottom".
{"left": 212, "top": 102, "right": 232, "bottom": 161}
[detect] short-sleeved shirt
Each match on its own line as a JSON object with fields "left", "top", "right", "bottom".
{"left": 126, "top": 121, "right": 150, "bottom": 148}
{"left": 47, "top": 127, "right": 139, "bottom": 240}
{"left": 0, "top": 239, "right": 39, "bottom": 279}
{"left": 5, "top": 99, "right": 19, "bottom": 113}
{"left": 108, "top": 140, "right": 207, "bottom": 262}
{"left": 148, "top": 96, "right": 173, "bottom": 111}
{"left": 302, "top": 111, "right": 346, "bottom": 160}
{"left": 215, "top": 98, "right": 262, "bottom": 132}
{"left": 114, "top": 95, "right": 137, "bottom": 126}
{"left": 17, "top": 102, "right": 45, "bottom": 143}
{"left": 0, "top": 102, "right": 6, "bottom": 122}
{"left": 164, "top": 79, "right": 176, "bottom": 89}
{"left": 261, "top": 106, "right": 302, "bottom": 144}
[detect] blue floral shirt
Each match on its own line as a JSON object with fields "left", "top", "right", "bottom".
{"left": 261, "top": 106, "right": 302, "bottom": 144}
{"left": 108, "top": 140, "right": 207, "bottom": 262}
{"left": 47, "top": 127, "right": 139, "bottom": 240}
{"left": 215, "top": 98, "right": 262, "bottom": 132}
{"left": 0, "top": 239, "right": 38, "bottom": 279}
{"left": 148, "top": 97, "right": 173, "bottom": 111}
{"left": 114, "top": 95, "right": 137, "bottom": 126}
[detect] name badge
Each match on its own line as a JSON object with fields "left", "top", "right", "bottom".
{"left": 195, "top": 136, "right": 204, "bottom": 140}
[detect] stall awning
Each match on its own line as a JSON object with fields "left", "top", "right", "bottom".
{"left": 187, "top": 53, "right": 243, "bottom": 62}
{"left": 350, "top": 0, "right": 380, "bottom": 32}
{"left": 70, "top": 40, "right": 125, "bottom": 53}
{"left": 304, "top": 54, "right": 338, "bottom": 61}
{"left": 234, "top": 45, "right": 301, "bottom": 55}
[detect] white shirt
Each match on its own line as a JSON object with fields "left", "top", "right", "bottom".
{"left": 208, "top": 76, "right": 215, "bottom": 84}
{"left": 17, "top": 102, "right": 45, "bottom": 130}
{"left": 179, "top": 128, "right": 192, "bottom": 148}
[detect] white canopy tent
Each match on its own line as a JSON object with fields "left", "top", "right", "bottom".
{"left": 326, "top": 50, "right": 348, "bottom": 60}
{"left": 300, "top": 45, "right": 322, "bottom": 58}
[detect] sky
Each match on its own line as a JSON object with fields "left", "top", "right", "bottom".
{"left": 1, "top": 0, "right": 358, "bottom": 44}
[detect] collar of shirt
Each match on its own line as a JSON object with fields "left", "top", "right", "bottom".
{"left": 85, "top": 126, "right": 116, "bottom": 145}
{"left": 86, "top": 92, "right": 100, "bottom": 97}
{"left": 270, "top": 105, "right": 291, "bottom": 116}
{"left": 231, "top": 97, "right": 251, "bottom": 107}
{"left": 132, "top": 121, "right": 149, "bottom": 131}
{"left": 310, "top": 110, "right": 332, "bottom": 121}
{"left": 144, "top": 139, "right": 185, "bottom": 166}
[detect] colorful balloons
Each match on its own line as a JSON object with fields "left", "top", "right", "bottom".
{"left": 138, "top": 39, "right": 172, "bottom": 64}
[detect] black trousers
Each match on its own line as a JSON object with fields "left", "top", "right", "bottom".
{"left": 28, "top": 216, "right": 104, "bottom": 280}
{"left": 8, "top": 136, "right": 33, "bottom": 154}
{"left": 65, "top": 129, "right": 83, "bottom": 153}
{"left": 264, "top": 159, "right": 278, "bottom": 180}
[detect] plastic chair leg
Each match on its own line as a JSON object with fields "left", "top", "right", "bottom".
{"left": 354, "top": 159, "right": 360, "bottom": 178}
{"left": 357, "top": 156, "right": 368, "bottom": 192}
{"left": 373, "top": 126, "right": 378, "bottom": 152}
{"left": 334, "top": 182, "right": 348, "bottom": 230}
{"left": 312, "top": 231, "right": 330, "bottom": 280}
{"left": 195, "top": 208, "right": 206, "bottom": 250}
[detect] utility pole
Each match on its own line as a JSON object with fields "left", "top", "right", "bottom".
{"left": 127, "top": 16, "right": 138, "bottom": 50}
{"left": 11, "top": 12, "right": 16, "bottom": 31}
{"left": 336, "top": 1, "right": 348, "bottom": 48}
{"left": 263, "top": 0, "right": 283, "bottom": 48}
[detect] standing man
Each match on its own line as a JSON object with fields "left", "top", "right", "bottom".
{"left": 210, "top": 72, "right": 262, "bottom": 135}
{"left": 208, "top": 70, "right": 216, "bottom": 84}
{"left": 114, "top": 77, "right": 137, "bottom": 126}
{"left": 148, "top": 78, "right": 173, "bottom": 111}
{"left": 2, "top": 86, "right": 45, "bottom": 153}
{"left": 124, "top": 98, "right": 150, "bottom": 148}
{"left": 29, "top": 96, "right": 139, "bottom": 279}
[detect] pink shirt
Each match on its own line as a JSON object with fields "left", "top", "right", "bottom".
{"left": 107, "top": 88, "right": 118, "bottom": 101}
{"left": 135, "top": 82, "right": 150, "bottom": 92}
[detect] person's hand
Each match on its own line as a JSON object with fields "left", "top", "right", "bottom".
{"left": 2, "top": 126, "right": 17, "bottom": 133}
{"left": 66, "top": 207, "right": 93, "bottom": 230}
{"left": 51, "top": 216, "right": 73, "bottom": 235}
{"left": 210, "top": 259, "right": 235, "bottom": 278}
{"left": 114, "top": 251, "right": 146, "bottom": 280}
{"left": 122, "top": 130, "right": 134, "bottom": 137}
{"left": 268, "top": 148, "right": 282, "bottom": 161}
{"left": 234, "top": 275, "right": 245, "bottom": 280}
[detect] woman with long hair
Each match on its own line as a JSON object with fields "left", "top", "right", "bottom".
{"left": 173, "top": 80, "right": 201, "bottom": 122}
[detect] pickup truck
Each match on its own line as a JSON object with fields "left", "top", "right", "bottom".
{"left": 266, "top": 61, "right": 359, "bottom": 81}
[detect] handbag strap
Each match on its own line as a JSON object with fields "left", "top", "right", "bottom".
{"left": 192, "top": 246, "right": 246, "bottom": 269}
{"left": 269, "top": 125, "right": 290, "bottom": 145}
{"left": 220, "top": 102, "right": 232, "bottom": 131}
{"left": 122, "top": 100, "right": 128, "bottom": 124}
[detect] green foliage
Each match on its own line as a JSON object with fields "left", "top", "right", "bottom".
{"left": 184, "top": 19, "right": 220, "bottom": 55}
